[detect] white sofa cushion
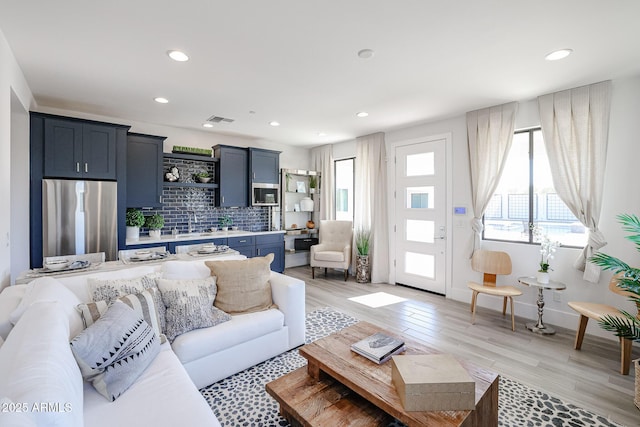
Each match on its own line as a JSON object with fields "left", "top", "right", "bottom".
{"left": 0, "top": 301, "right": 83, "bottom": 427}
{"left": 83, "top": 343, "right": 220, "bottom": 427}
{"left": 9, "top": 277, "right": 84, "bottom": 339}
{"left": 0, "top": 286, "right": 26, "bottom": 340}
{"left": 171, "top": 308, "right": 284, "bottom": 365}
{"left": 156, "top": 277, "right": 231, "bottom": 342}
{"left": 161, "top": 260, "right": 211, "bottom": 280}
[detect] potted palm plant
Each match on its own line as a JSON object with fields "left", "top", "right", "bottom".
{"left": 589, "top": 213, "right": 640, "bottom": 409}
{"left": 145, "top": 213, "right": 164, "bottom": 239}
{"left": 219, "top": 214, "right": 233, "bottom": 231}
{"left": 590, "top": 213, "right": 640, "bottom": 339}
{"left": 125, "top": 208, "right": 145, "bottom": 241}
{"left": 355, "top": 228, "right": 371, "bottom": 283}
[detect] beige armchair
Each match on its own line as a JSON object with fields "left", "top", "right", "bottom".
{"left": 310, "top": 220, "right": 353, "bottom": 281}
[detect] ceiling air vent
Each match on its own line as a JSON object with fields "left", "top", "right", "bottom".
{"left": 206, "top": 115, "right": 235, "bottom": 124}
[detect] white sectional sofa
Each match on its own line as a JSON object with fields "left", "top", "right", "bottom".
{"left": 0, "top": 258, "right": 306, "bottom": 426}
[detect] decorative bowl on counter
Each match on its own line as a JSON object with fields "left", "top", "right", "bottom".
{"left": 43, "top": 259, "right": 71, "bottom": 271}
{"left": 196, "top": 176, "right": 212, "bottom": 183}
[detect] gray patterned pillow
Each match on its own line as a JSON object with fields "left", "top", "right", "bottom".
{"left": 88, "top": 273, "right": 165, "bottom": 331}
{"left": 70, "top": 301, "right": 160, "bottom": 401}
{"left": 156, "top": 277, "right": 231, "bottom": 342}
{"left": 76, "top": 287, "right": 166, "bottom": 343}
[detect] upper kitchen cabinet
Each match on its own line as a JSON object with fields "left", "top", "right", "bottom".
{"left": 127, "top": 133, "right": 165, "bottom": 208}
{"left": 214, "top": 145, "right": 248, "bottom": 207}
{"left": 249, "top": 148, "right": 281, "bottom": 184}
{"left": 42, "top": 116, "right": 119, "bottom": 180}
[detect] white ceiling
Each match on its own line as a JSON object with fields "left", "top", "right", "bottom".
{"left": 1, "top": 1, "right": 639, "bottom": 146}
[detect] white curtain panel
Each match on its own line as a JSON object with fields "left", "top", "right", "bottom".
{"left": 311, "top": 145, "right": 335, "bottom": 221}
{"left": 538, "top": 81, "right": 612, "bottom": 283}
{"left": 467, "top": 102, "right": 519, "bottom": 256}
{"left": 355, "top": 132, "right": 389, "bottom": 283}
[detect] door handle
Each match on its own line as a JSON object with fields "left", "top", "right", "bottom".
{"left": 436, "top": 225, "right": 446, "bottom": 240}
{"left": 76, "top": 162, "right": 80, "bottom": 173}
{"left": 84, "top": 163, "right": 88, "bottom": 173}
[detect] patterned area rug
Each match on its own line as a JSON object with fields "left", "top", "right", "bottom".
{"left": 200, "top": 307, "right": 623, "bottom": 427}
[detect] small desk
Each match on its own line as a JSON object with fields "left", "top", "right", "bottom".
{"left": 518, "top": 276, "right": 566, "bottom": 335}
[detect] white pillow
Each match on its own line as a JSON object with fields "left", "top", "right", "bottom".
{"left": 161, "top": 260, "right": 211, "bottom": 280}
{"left": 71, "top": 301, "right": 161, "bottom": 401}
{"left": 9, "top": 277, "right": 83, "bottom": 339}
{"left": 0, "top": 301, "right": 83, "bottom": 427}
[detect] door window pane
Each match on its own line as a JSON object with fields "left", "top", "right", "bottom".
{"left": 406, "top": 152, "right": 434, "bottom": 176}
{"left": 405, "top": 252, "right": 435, "bottom": 278}
{"left": 406, "top": 220, "right": 434, "bottom": 243}
{"left": 406, "top": 186, "right": 434, "bottom": 209}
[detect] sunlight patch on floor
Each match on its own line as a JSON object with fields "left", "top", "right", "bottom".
{"left": 348, "top": 292, "right": 408, "bottom": 308}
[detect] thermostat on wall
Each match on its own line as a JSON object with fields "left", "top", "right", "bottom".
{"left": 454, "top": 206, "right": 466, "bottom": 215}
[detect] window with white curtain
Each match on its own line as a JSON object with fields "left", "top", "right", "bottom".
{"left": 483, "top": 128, "right": 588, "bottom": 247}
{"left": 334, "top": 158, "right": 354, "bottom": 222}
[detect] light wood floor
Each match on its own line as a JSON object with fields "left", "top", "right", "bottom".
{"left": 285, "top": 266, "right": 640, "bottom": 426}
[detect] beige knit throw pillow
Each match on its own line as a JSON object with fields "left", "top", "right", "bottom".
{"left": 205, "top": 253, "right": 276, "bottom": 314}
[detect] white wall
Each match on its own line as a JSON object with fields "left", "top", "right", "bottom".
{"left": 329, "top": 75, "right": 640, "bottom": 340}
{"left": 0, "top": 27, "right": 34, "bottom": 288}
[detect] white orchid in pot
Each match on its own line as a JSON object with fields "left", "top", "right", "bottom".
{"left": 532, "top": 225, "right": 560, "bottom": 284}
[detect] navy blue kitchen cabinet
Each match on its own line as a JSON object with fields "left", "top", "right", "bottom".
{"left": 214, "top": 145, "right": 248, "bottom": 207}
{"left": 228, "top": 235, "right": 255, "bottom": 258}
{"left": 256, "top": 233, "right": 284, "bottom": 273}
{"left": 43, "top": 117, "right": 117, "bottom": 180}
{"left": 127, "top": 133, "right": 165, "bottom": 208}
{"left": 249, "top": 148, "right": 280, "bottom": 184}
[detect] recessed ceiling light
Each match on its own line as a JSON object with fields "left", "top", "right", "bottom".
{"left": 167, "top": 50, "right": 189, "bottom": 62}
{"left": 318, "top": 132, "right": 328, "bottom": 137}
{"left": 202, "top": 123, "right": 214, "bottom": 128}
{"left": 154, "top": 97, "right": 169, "bottom": 104}
{"left": 356, "top": 111, "right": 369, "bottom": 118}
{"left": 545, "top": 49, "right": 573, "bottom": 61}
{"left": 269, "top": 121, "right": 280, "bottom": 127}
{"left": 357, "top": 49, "right": 375, "bottom": 59}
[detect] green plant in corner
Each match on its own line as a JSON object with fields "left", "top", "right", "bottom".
{"left": 144, "top": 213, "right": 164, "bottom": 230}
{"left": 125, "top": 208, "right": 145, "bottom": 228}
{"left": 355, "top": 228, "right": 371, "bottom": 256}
{"left": 590, "top": 213, "right": 640, "bottom": 341}
{"left": 308, "top": 175, "right": 317, "bottom": 190}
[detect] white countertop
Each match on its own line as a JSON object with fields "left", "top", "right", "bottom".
{"left": 126, "top": 229, "right": 285, "bottom": 246}
{"left": 16, "top": 250, "right": 246, "bottom": 284}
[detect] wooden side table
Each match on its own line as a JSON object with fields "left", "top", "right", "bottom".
{"left": 518, "top": 276, "right": 566, "bottom": 335}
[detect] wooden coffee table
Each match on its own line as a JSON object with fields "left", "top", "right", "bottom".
{"left": 266, "top": 321, "right": 499, "bottom": 426}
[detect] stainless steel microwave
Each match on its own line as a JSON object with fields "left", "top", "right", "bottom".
{"left": 252, "top": 183, "right": 280, "bottom": 206}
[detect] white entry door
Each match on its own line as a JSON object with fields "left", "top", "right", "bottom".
{"left": 394, "top": 139, "right": 446, "bottom": 294}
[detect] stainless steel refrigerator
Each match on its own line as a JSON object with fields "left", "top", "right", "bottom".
{"left": 42, "top": 179, "right": 118, "bottom": 261}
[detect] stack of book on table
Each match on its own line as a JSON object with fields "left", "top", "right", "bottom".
{"left": 350, "top": 332, "right": 405, "bottom": 364}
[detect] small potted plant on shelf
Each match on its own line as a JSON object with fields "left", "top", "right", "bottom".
{"left": 219, "top": 214, "right": 233, "bottom": 231}
{"left": 194, "top": 171, "right": 212, "bottom": 183}
{"left": 309, "top": 175, "right": 317, "bottom": 194}
{"left": 125, "top": 208, "right": 145, "bottom": 241}
{"left": 355, "top": 227, "right": 371, "bottom": 283}
{"left": 145, "top": 213, "right": 164, "bottom": 239}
